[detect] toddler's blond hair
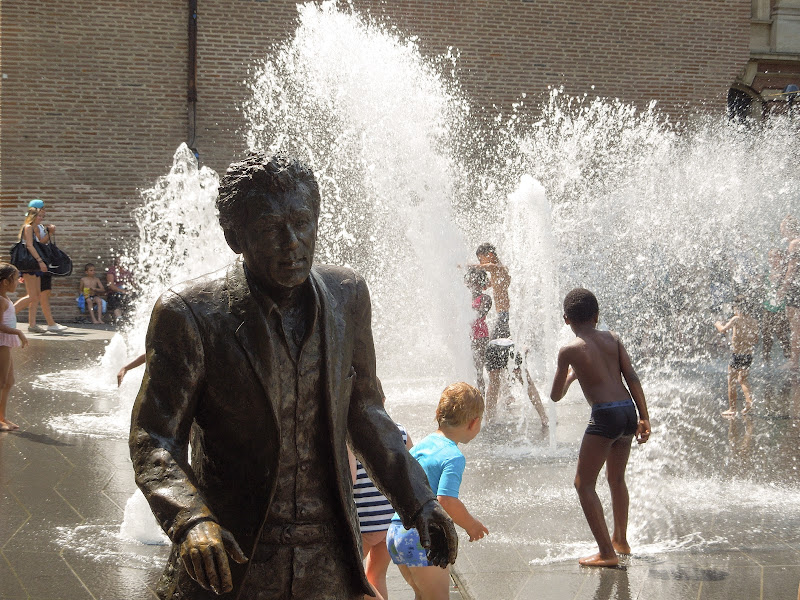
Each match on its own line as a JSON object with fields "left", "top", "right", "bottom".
{"left": 435, "top": 382, "right": 484, "bottom": 428}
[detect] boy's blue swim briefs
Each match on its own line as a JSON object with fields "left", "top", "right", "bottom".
{"left": 585, "top": 399, "right": 638, "bottom": 440}
{"left": 386, "top": 522, "right": 431, "bottom": 567}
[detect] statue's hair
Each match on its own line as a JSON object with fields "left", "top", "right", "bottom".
{"left": 216, "top": 152, "right": 321, "bottom": 231}
{"left": 435, "top": 382, "right": 484, "bottom": 427}
{"left": 563, "top": 287, "right": 599, "bottom": 323}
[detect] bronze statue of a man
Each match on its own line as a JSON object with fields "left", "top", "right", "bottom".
{"left": 129, "top": 153, "right": 457, "bottom": 599}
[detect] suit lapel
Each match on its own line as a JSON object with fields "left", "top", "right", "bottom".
{"left": 227, "top": 260, "right": 281, "bottom": 433}
{"left": 311, "top": 269, "right": 348, "bottom": 420}
{"left": 310, "top": 270, "right": 351, "bottom": 477}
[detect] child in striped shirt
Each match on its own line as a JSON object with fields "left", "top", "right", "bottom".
{"left": 348, "top": 380, "right": 413, "bottom": 600}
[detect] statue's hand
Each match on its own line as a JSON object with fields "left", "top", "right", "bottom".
{"left": 179, "top": 520, "right": 248, "bottom": 595}
{"left": 414, "top": 499, "right": 458, "bottom": 568}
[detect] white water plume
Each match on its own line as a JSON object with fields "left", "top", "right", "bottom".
{"left": 243, "top": 1, "right": 474, "bottom": 379}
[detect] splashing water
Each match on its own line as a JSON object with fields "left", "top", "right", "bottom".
{"left": 44, "top": 0, "right": 800, "bottom": 560}
{"left": 243, "top": 1, "right": 474, "bottom": 379}
{"left": 45, "top": 144, "right": 232, "bottom": 437}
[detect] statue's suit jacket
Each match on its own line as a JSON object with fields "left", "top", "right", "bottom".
{"left": 130, "top": 260, "right": 435, "bottom": 600}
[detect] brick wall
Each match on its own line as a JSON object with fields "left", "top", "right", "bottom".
{"left": 0, "top": 1, "right": 188, "bottom": 319}
{"left": 0, "top": 1, "right": 751, "bottom": 320}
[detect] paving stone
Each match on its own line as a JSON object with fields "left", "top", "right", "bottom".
{"left": 66, "top": 558, "right": 162, "bottom": 600}
{"left": 4, "top": 550, "right": 94, "bottom": 599}
{"left": 0, "top": 492, "right": 29, "bottom": 547}
{"left": 696, "top": 566, "right": 763, "bottom": 600}
{"left": 0, "top": 550, "right": 28, "bottom": 598}
{"left": 455, "top": 570, "right": 532, "bottom": 600}
{"left": 762, "top": 566, "right": 800, "bottom": 600}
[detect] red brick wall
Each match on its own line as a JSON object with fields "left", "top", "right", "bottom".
{"left": 353, "top": 0, "right": 751, "bottom": 116}
{"left": 0, "top": 1, "right": 750, "bottom": 320}
{"left": 0, "top": 1, "right": 188, "bottom": 318}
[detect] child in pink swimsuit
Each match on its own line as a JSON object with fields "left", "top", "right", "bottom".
{"left": 0, "top": 263, "right": 29, "bottom": 431}
{"left": 465, "top": 267, "right": 492, "bottom": 396}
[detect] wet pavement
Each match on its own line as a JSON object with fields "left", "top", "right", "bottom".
{"left": 1, "top": 327, "right": 800, "bottom": 599}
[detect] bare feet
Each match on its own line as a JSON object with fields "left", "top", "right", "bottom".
{"left": 742, "top": 402, "right": 753, "bottom": 416}
{"left": 612, "top": 540, "right": 631, "bottom": 555}
{"left": 579, "top": 552, "right": 619, "bottom": 567}
{"left": 0, "top": 423, "right": 11, "bottom": 432}
{"left": 721, "top": 409, "right": 737, "bottom": 417}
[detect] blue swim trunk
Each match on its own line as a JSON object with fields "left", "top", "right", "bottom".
{"left": 386, "top": 522, "right": 431, "bottom": 567}
{"left": 585, "top": 399, "right": 638, "bottom": 441}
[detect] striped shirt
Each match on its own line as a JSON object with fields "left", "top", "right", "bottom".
{"left": 353, "top": 424, "right": 408, "bottom": 532}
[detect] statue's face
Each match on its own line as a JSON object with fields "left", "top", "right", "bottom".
{"left": 238, "top": 186, "right": 318, "bottom": 291}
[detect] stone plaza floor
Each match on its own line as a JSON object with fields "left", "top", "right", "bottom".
{"left": 1, "top": 326, "right": 800, "bottom": 599}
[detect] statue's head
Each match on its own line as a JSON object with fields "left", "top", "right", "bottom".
{"left": 217, "top": 152, "right": 321, "bottom": 291}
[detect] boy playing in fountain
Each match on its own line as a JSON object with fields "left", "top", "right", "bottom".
{"left": 715, "top": 296, "right": 759, "bottom": 416}
{"left": 387, "top": 382, "right": 488, "bottom": 599}
{"left": 550, "top": 288, "right": 651, "bottom": 568}
{"left": 79, "top": 263, "right": 106, "bottom": 324}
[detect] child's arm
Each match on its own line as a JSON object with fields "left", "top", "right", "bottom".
{"left": 117, "top": 353, "right": 146, "bottom": 386}
{"left": 618, "top": 339, "right": 650, "bottom": 444}
{"left": 714, "top": 316, "right": 737, "bottom": 334}
{"left": 0, "top": 299, "right": 28, "bottom": 347}
{"left": 93, "top": 277, "right": 106, "bottom": 294}
{"left": 437, "top": 495, "right": 488, "bottom": 542}
{"left": 550, "top": 347, "right": 577, "bottom": 401}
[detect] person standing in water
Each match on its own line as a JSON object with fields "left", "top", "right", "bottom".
{"left": 465, "top": 266, "right": 492, "bottom": 397}
{"left": 474, "top": 243, "right": 547, "bottom": 425}
{"left": 715, "top": 297, "right": 759, "bottom": 416}
{"left": 0, "top": 263, "right": 28, "bottom": 431}
{"left": 550, "top": 288, "right": 650, "bottom": 568}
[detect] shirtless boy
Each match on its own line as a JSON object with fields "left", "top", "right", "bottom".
{"left": 550, "top": 288, "right": 651, "bottom": 567}
{"left": 79, "top": 263, "right": 106, "bottom": 324}
{"left": 715, "top": 297, "right": 759, "bottom": 416}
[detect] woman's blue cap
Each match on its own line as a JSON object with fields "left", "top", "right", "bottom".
{"left": 28, "top": 199, "right": 44, "bottom": 209}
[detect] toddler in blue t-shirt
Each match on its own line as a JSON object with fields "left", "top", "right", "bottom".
{"left": 387, "top": 382, "right": 488, "bottom": 600}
